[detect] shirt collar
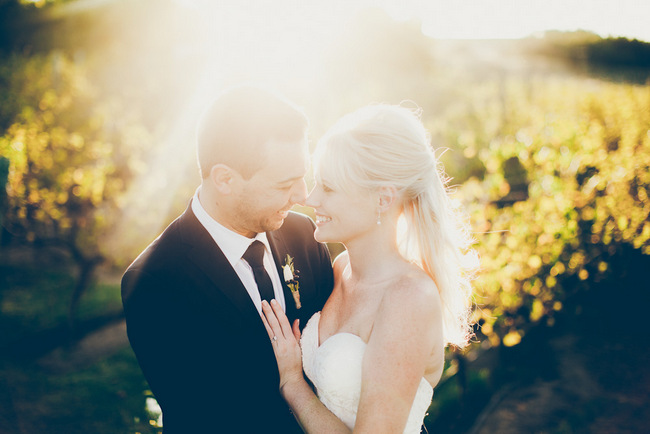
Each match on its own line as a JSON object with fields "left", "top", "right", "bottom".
{"left": 191, "top": 187, "right": 272, "bottom": 268}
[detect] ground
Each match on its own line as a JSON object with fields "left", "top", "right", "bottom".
{"left": 2, "top": 250, "right": 649, "bottom": 433}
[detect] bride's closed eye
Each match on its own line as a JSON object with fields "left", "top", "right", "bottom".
{"left": 309, "top": 182, "right": 333, "bottom": 194}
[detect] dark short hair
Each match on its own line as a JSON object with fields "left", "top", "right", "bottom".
{"left": 196, "top": 85, "right": 308, "bottom": 179}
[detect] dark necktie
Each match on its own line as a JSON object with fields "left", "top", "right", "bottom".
{"left": 242, "top": 240, "right": 275, "bottom": 303}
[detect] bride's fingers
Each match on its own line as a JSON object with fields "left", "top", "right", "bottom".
{"left": 270, "top": 299, "right": 294, "bottom": 340}
{"left": 261, "top": 300, "right": 283, "bottom": 340}
{"left": 259, "top": 304, "right": 275, "bottom": 340}
{"left": 292, "top": 319, "right": 301, "bottom": 342}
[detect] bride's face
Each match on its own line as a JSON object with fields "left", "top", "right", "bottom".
{"left": 306, "top": 178, "right": 376, "bottom": 244}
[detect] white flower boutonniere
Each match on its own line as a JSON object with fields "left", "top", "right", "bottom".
{"left": 283, "top": 254, "right": 301, "bottom": 309}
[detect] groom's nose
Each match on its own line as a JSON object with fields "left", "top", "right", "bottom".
{"left": 290, "top": 178, "right": 308, "bottom": 205}
{"left": 305, "top": 186, "right": 319, "bottom": 208}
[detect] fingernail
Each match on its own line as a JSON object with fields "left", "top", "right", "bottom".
{"left": 270, "top": 299, "right": 277, "bottom": 305}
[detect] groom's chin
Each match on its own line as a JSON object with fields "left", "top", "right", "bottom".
{"left": 263, "top": 214, "right": 288, "bottom": 232}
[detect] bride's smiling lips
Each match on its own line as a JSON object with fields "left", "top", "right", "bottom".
{"left": 315, "top": 214, "right": 332, "bottom": 226}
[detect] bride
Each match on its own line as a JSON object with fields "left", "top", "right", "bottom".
{"left": 261, "top": 104, "right": 476, "bottom": 433}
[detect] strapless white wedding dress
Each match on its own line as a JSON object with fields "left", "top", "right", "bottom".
{"left": 300, "top": 312, "right": 433, "bottom": 433}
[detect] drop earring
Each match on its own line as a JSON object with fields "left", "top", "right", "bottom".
{"left": 376, "top": 209, "right": 382, "bottom": 225}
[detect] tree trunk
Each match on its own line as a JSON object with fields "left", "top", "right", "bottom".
{"left": 67, "top": 255, "right": 102, "bottom": 336}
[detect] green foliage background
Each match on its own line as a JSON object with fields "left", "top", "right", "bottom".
{"left": 0, "top": 53, "right": 152, "bottom": 259}
{"left": 444, "top": 78, "right": 650, "bottom": 345}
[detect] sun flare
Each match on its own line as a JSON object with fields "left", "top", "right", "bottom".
{"left": 54, "top": 0, "right": 649, "bottom": 257}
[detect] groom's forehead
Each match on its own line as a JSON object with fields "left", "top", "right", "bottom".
{"left": 260, "top": 145, "right": 309, "bottom": 179}
{"left": 263, "top": 137, "right": 308, "bottom": 159}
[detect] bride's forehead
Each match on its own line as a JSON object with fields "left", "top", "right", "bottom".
{"left": 315, "top": 155, "right": 353, "bottom": 187}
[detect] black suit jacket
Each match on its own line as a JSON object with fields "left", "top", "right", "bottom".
{"left": 121, "top": 205, "right": 333, "bottom": 433}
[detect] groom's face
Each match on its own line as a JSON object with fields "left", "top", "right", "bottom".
{"left": 231, "top": 137, "right": 309, "bottom": 237}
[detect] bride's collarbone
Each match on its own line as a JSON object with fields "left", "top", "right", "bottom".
{"left": 334, "top": 278, "right": 397, "bottom": 311}
{"left": 320, "top": 300, "right": 378, "bottom": 344}
{"left": 341, "top": 268, "right": 407, "bottom": 291}
{"left": 321, "top": 270, "right": 415, "bottom": 344}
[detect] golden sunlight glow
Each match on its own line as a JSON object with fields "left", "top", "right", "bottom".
{"left": 85, "top": 0, "right": 648, "bottom": 256}
{"left": 415, "top": 0, "right": 650, "bottom": 41}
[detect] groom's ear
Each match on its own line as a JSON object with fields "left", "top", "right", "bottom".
{"left": 210, "top": 164, "right": 236, "bottom": 195}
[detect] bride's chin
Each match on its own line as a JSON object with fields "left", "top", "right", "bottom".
{"left": 313, "top": 228, "right": 329, "bottom": 243}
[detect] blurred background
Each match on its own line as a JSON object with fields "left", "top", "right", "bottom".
{"left": 1, "top": 0, "right": 649, "bottom": 432}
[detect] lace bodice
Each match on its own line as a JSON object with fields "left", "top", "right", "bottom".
{"left": 300, "top": 312, "right": 433, "bottom": 433}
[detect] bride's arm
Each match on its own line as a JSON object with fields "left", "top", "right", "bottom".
{"left": 261, "top": 300, "right": 351, "bottom": 434}
{"left": 355, "top": 276, "right": 443, "bottom": 433}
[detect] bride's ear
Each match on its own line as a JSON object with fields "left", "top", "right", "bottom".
{"left": 377, "top": 186, "right": 398, "bottom": 212}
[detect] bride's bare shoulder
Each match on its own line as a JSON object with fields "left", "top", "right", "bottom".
{"left": 371, "top": 266, "right": 443, "bottom": 355}
{"left": 384, "top": 265, "right": 441, "bottom": 317}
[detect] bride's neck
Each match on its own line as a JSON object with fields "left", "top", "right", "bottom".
{"left": 344, "top": 231, "right": 403, "bottom": 284}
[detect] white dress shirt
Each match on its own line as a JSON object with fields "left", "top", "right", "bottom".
{"left": 191, "top": 188, "right": 286, "bottom": 314}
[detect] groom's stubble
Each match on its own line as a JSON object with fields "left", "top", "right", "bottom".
{"left": 227, "top": 137, "right": 310, "bottom": 236}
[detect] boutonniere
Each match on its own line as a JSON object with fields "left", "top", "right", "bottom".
{"left": 282, "top": 254, "right": 301, "bottom": 309}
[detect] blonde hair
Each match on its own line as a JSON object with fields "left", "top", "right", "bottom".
{"left": 314, "top": 104, "right": 477, "bottom": 348}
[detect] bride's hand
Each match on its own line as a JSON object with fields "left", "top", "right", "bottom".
{"left": 260, "top": 299, "right": 304, "bottom": 392}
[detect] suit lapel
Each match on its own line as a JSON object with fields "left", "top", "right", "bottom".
{"left": 178, "top": 205, "right": 263, "bottom": 325}
{"left": 267, "top": 230, "right": 299, "bottom": 322}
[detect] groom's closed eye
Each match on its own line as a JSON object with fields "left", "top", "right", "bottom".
{"left": 276, "top": 176, "right": 304, "bottom": 191}
{"left": 276, "top": 184, "right": 291, "bottom": 191}
{"left": 276, "top": 181, "right": 297, "bottom": 192}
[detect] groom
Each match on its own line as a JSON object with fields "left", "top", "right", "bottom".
{"left": 121, "top": 86, "right": 333, "bottom": 433}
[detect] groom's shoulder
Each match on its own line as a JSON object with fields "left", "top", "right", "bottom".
{"left": 284, "top": 210, "right": 315, "bottom": 225}
{"left": 279, "top": 211, "right": 316, "bottom": 236}
{"left": 124, "top": 214, "right": 187, "bottom": 274}
{"left": 121, "top": 215, "right": 188, "bottom": 299}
